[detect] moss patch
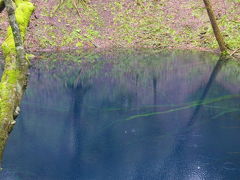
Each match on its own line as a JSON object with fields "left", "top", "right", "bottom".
{"left": 1, "top": 0, "right": 35, "bottom": 59}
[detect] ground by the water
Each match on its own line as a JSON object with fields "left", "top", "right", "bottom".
{"left": 1, "top": 0, "right": 240, "bottom": 54}
{"left": 0, "top": 50, "right": 240, "bottom": 180}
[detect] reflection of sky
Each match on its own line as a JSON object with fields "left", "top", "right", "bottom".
{"left": 1, "top": 52, "right": 240, "bottom": 179}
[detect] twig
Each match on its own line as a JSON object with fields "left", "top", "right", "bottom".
{"left": 230, "top": 48, "right": 240, "bottom": 56}
{"left": 51, "top": 0, "right": 64, "bottom": 17}
{"left": 72, "top": 0, "right": 81, "bottom": 18}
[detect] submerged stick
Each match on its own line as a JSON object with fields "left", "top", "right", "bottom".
{"left": 125, "top": 95, "right": 240, "bottom": 121}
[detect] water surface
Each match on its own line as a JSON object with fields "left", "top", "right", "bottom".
{"left": 1, "top": 50, "right": 240, "bottom": 180}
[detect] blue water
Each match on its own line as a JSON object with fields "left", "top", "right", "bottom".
{"left": 1, "top": 50, "right": 240, "bottom": 179}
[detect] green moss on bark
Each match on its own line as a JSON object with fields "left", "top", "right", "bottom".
{"left": 0, "top": 0, "right": 35, "bottom": 162}
{"left": 2, "top": 0, "right": 34, "bottom": 58}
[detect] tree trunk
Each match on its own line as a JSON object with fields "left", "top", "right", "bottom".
{"left": 0, "top": 0, "right": 4, "bottom": 12}
{"left": 4, "top": 0, "right": 26, "bottom": 67}
{"left": 202, "top": 0, "right": 228, "bottom": 54}
{"left": 0, "top": 0, "right": 34, "bottom": 162}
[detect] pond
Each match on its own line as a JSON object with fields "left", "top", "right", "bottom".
{"left": 0, "top": 50, "right": 240, "bottom": 179}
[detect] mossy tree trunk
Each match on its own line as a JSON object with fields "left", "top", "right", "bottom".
{"left": 0, "top": 0, "right": 34, "bottom": 162}
{"left": 202, "top": 0, "right": 228, "bottom": 54}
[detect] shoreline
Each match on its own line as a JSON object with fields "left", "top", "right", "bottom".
{"left": 0, "top": 45, "right": 218, "bottom": 56}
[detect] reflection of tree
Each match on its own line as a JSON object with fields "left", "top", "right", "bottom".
{"left": 153, "top": 76, "right": 157, "bottom": 105}
{"left": 188, "top": 58, "right": 228, "bottom": 126}
{"left": 60, "top": 69, "right": 92, "bottom": 177}
{"left": 8, "top": 51, "right": 240, "bottom": 178}
{"left": 67, "top": 72, "right": 91, "bottom": 119}
{"left": 159, "top": 57, "right": 229, "bottom": 179}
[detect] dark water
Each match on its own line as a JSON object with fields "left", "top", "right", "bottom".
{"left": 0, "top": 50, "right": 240, "bottom": 180}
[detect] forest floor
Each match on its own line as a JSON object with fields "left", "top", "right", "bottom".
{"left": 0, "top": 0, "right": 240, "bottom": 56}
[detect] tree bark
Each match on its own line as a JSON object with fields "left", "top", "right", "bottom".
{"left": 4, "top": 0, "right": 26, "bottom": 67}
{"left": 0, "top": 0, "right": 5, "bottom": 12}
{"left": 202, "top": 0, "right": 228, "bottom": 54}
{"left": 0, "top": 0, "right": 34, "bottom": 162}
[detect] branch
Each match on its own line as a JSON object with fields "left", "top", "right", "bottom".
{"left": 72, "top": 0, "right": 81, "bottom": 18}
{"left": 230, "top": 48, "right": 240, "bottom": 57}
{"left": 4, "top": 0, "right": 25, "bottom": 67}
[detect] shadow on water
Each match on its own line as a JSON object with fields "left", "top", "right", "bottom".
{"left": 159, "top": 57, "right": 235, "bottom": 179}
{"left": 188, "top": 58, "right": 228, "bottom": 125}
{"left": 0, "top": 50, "right": 240, "bottom": 179}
